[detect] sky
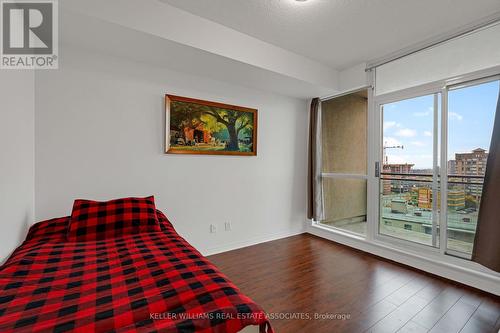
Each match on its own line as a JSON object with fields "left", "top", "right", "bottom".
{"left": 383, "top": 80, "right": 500, "bottom": 169}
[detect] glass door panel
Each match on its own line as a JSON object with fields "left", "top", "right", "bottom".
{"left": 446, "top": 79, "right": 500, "bottom": 255}
{"left": 379, "top": 94, "right": 441, "bottom": 247}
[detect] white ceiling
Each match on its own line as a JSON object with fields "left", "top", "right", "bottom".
{"left": 160, "top": 0, "right": 500, "bottom": 70}
{"left": 60, "top": 10, "right": 336, "bottom": 98}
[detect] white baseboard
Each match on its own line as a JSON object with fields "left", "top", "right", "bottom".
{"left": 202, "top": 227, "right": 305, "bottom": 257}
{"left": 307, "top": 224, "right": 500, "bottom": 296}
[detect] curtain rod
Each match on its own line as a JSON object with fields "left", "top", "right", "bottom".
{"left": 365, "top": 11, "right": 500, "bottom": 71}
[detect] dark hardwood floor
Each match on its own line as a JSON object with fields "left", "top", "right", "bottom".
{"left": 208, "top": 234, "right": 500, "bottom": 333}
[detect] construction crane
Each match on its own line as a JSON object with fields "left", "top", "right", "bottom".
{"left": 383, "top": 143, "right": 405, "bottom": 196}
{"left": 383, "top": 142, "right": 404, "bottom": 164}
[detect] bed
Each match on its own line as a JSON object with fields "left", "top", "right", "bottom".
{"left": 0, "top": 202, "right": 272, "bottom": 333}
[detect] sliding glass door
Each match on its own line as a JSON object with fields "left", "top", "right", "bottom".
{"left": 379, "top": 93, "right": 441, "bottom": 247}
{"left": 376, "top": 76, "right": 500, "bottom": 258}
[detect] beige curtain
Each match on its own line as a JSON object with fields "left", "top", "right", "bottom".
{"left": 307, "top": 98, "right": 323, "bottom": 221}
{"left": 472, "top": 92, "right": 500, "bottom": 272}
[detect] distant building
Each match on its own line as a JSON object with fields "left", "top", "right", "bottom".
{"left": 383, "top": 163, "right": 414, "bottom": 174}
{"left": 382, "top": 163, "right": 414, "bottom": 194}
{"left": 416, "top": 188, "right": 432, "bottom": 210}
{"left": 409, "top": 187, "right": 465, "bottom": 210}
{"left": 455, "top": 148, "right": 488, "bottom": 197}
{"left": 382, "top": 180, "right": 392, "bottom": 195}
{"left": 448, "top": 188, "right": 466, "bottom": 210}
{"left": 447, "top": 160, "right": 457, "bottom": 175}
{"left": 412, "top": 168, "right": 433, "bottom": 174}
{"left": 391, "top": 199, "right": 407, "bottom": 214}
{"left": 455, "top": 148, "right": 488, "bottom": 176}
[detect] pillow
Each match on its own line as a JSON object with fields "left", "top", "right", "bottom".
{"left": 67, "top": 196, "right": 161, "bottom": 241}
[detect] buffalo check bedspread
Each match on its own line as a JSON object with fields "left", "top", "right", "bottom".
{"left": 0, "top": 211, "right": 272, "bottom": 333}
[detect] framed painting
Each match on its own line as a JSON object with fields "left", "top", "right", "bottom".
{"left": 165, "top": 94, "right": 258, "bottom": 156}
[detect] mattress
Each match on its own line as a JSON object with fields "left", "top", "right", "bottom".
{"left": 0, "top": 210, "right": 272, "bottom": 333}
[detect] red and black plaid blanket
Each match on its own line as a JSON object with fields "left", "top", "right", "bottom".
{"left": 0, "top": 211, "right": 272, "bottom": 333}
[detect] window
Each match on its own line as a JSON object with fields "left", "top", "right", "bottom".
{"left": 376, "top": 76, "right": 499, "bottom": 258}
{"left": 379, "top": 93, "right": 441, "bottom": 247}
{"left": 319, "top": 89, "right": 368, "bottom": 235}
{"left": 446, "top": 79, "right": 499, "bottom": 255}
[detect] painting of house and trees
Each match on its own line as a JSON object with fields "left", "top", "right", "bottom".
{"left": 165, "top": 95, "right": 257, "bottom": 156}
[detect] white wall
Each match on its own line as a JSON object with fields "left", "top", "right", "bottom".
{"left": 0, "top": 70, "right": 35, "bottom": 262}
{"left": 338, "top": 63, "right": 368, "bottom": 92}
{"left": 35, "top": 47, "right": 307, "bottom": 255}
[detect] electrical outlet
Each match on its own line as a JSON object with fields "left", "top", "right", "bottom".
{"left": 210, "top": 224, "right": 217, "bottom": 233}
{"left": 224, "top": 222, "right": 231, "bottom": 231}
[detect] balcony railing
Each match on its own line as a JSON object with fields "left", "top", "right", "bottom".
{"left": 380, "top": 172, "right": 484, "bottom": 185}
